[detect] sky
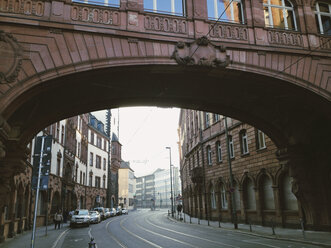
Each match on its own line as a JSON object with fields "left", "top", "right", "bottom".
{"left": 93, "top": 107, "right": 180, "bottom": 178}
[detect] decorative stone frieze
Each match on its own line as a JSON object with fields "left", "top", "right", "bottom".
{"left": 319, "top": 36, "right": 331, "bottom": 50}
{"left": 0, "top": 30, "right": 22, "bottom": 84}
{"left": 71, "top": 5, "right": 120, "bottom": 25}
{"left": 208, "top": 23, "right": 248, "bottom": 41}
{"left": 144, "top": 15, "right": 187, "bottom": 34}
{"left": 0, "top": 0, "right": 44, "bottom": 16}
{"left": 171, "top": 36, "right": 230, "bottom": 67}
{"left": 267, "top": 30, "right": 303, "bottom": 47}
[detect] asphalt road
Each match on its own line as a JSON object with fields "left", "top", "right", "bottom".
{"left": 60, "top": 209, "right": 321, "bottom": 248}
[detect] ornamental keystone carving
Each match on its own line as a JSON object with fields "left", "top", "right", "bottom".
{"left": 171, "top": 36, "right": 230, "bottom": 67}
{"left": 0, "top": 30, "right": 23, "bottom": 84}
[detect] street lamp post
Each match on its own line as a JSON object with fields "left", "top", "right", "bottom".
{"left": 166, "top": 147, "right": 174, "bottom": 217}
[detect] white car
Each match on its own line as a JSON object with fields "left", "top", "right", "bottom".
{"left": 70, "top": 209, "right": 90, "bottom": 227}
{"left": 122, "top": 208, "right": 128, "bottom": 215}
{"left": 89, "top": 211, "right": 101, "bottom": 224}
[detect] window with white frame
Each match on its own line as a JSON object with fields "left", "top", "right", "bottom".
{"left": 144, "top": 0, "right": 185, "bottom": 16}
{"left": 211, "top": 186, "right": 217, "bottom": 209}
{"left": 315, "top": 2, "right": 331, "bottom": 35}
{"left": 228, "top": 135, "right": 235, "bottom": 158}
{"left": 205, "top": 112, "right": 210, "bottom": 128}
{"left": 103, "top": 158, "right": 107, "bottom": 170}
{"left": 89, "top": 152, "right": 93, "bottom": 166}
{"left": 240, "top": 130, "right": 249, "bottom": 155}
{"left": 263, "top": 0, "right": 297, "bottom": 30}
{"left": 257, "top": 129, "right": 266, "bottom": 149}
{"left": 207, "top": 0, "right": 244, "bottom": 23}
{"left": 216, "top": 141, "right": 222, "bottom": 162}
{"left": 73, "top": 0, "right": 119, "bottom": 7}
{"left": 214, "top": 113, "right": 220, "bottom": 122}
{"left": 207, "top": 145, "right": 212, "bottom": 165}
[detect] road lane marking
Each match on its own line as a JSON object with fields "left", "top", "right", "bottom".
{"left": 51, "top": 228, "right": 70, "bottom": 248}
{"left": 145, "top": 214, "right": 240, "bottom": 248}
{"left": 88, "top": 228, "right": 98, "bottom": 248}
{"left": 106, "top": 218, "right": 127, "bottom": 248}
{"left": 120, "top": 217, "right": 163, "bottom": 248}
{"left": 134, "top": 217, "right": 200, "bottom": 248}
{"left": 242, "top": 239, "right": 281, "bottom": 248}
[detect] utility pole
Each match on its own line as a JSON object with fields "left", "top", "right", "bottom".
{"left": 224, "top": 117, "right": 238, "bottom": 229}
{"left": 166, "top": 147, "right": 174, "bottom": 217}
{"left": 106, "top": 109, "right": 112, "bottom": 208}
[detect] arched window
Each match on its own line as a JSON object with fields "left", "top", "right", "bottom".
{"left": 144, "top": 0, "right": 185, "bottom": 16}
{"left": 261, "top": 175, "right": 275, "bottom": 210}
{"left": 282, "top": 174, "right": 298, "bottom": 210}
{"left": 263, "top": 0, "right": 297, "bottom": 30}
{"left": 233, "top": 182, "right": 241, "bottom": 210}
{"left": 216, "top": 141, "right": 222, "bottom": 162}
{"left": 220, "top": 184, "right": 228, "bottom": 209}
{"left": 207, "top": 145, "right": 212, "bottom": 165}
{"left": 207, "top": 0, "right": 244, "bottom": 24}
{"left": 315, "top": 2, "right": 331, "bottom": 35}
{"left": 210, "top": 186, "right": 217, "bottom": 209}
{"left": 256, "top": 129, "right": 266, "bottom": 149}
{"left": 244, "top": 178, "right": 256, "bottom": 210}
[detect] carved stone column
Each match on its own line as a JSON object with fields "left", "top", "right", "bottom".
{"left": 277, "top": 145, "right": 331, "bottom": 230}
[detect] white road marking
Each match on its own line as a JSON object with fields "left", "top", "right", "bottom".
{"left": 134, "top": 217, "right": 200, "bottom": 248}
{"left": 106, "top": 218, "right": 127, "bottom": 248}
{"left": 120, "top": 217, "right": 162, "bottom": 248}
{"left": 145, "top": 213, "right": 240, "bottom": 248}
{"left": 88, "top": 227, "right": 98, "bottom": 248}
{"left": 51, "top": 228, "right": 70, "bottom": 248}
{"left": 242, "top": 239, "right": 281, "bottom": 248}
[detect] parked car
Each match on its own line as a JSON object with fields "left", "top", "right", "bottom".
{"left": 110, "top": 208, "right": 116, "bottom": 217}
{"left": 121, "top": 208, "right": 128, "bottom": 215}
{"left": 89, "top": 211, "right": 101, "bottom": 224}
{"left": 116, "top": 207, "right": 122, "bottom": 216}
{"left": 93, "top": 207, "right": 106, "bottom": 220}
{"left": 104, "top": 208, "right": 111, "bottom": 218}
{"left": 70, "top": 209, "right": 90, "bottom": 227}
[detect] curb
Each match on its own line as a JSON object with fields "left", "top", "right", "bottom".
{"left": 167, "top": 216, "right": 331, "bottom": 248}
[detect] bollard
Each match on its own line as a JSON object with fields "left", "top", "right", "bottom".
{"left": 198, "top": 218, "right": 200, "bottom": 225}
{"left": 88, "top": 237, "right": 96, "bottom": 248}
{"left": 219, "top": 215, "right": 221, "bottom": 228}
{"left": 190, "top": 215, "right": 192, "bottom": 224}
{"left": 300, "top": 218, "right": 306, "bottom": 239}
{"left": 271, "top": 219, "right": 276, "bottom": 235}
{"left": 168, "top": 210, "right": 170, "bottom": 216}
{"left": 249, "top": 220, "right": 252, "bottom": 232}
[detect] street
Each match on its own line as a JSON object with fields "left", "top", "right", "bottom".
{"left": 58, "top": 209, "right": 321, "bottom": 248}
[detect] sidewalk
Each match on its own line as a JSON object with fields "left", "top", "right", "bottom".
{"left": 0, "top": 223, "right": 70, "bottom": 248}
{"left": 169, "top": 213, "right": 331, "bottom": 247}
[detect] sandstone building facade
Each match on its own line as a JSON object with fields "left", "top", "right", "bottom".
{"left": 179, "top": 110, "right": 303, "bottom": 229}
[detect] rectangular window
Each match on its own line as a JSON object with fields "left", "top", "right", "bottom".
{"left": 96, "top": 155, "right": 101, "bottom": 169}
{"left": 205, "top": 112, "right": 210, "bottom": 128}
{"left": 207, "top": 0, "right": 243, "bottom": 23}
{"left": 83, "top": 173, "right": 85, "bottom": 185}
{"left": 207, "top": 146, "right": 212, "bottom": 165}
{"left": 144, "top": 0, "right": 184, "bottom": 16}
{"left": 80, "top": 171, "right": 82, "bottom": 184}
{"left": 95, "top": 176, "right": 101, "bottom": 188}
{"left": 104, "top": 140, "right": 107, "bottom": 151}
{"left": 73, "top": 0, "right": 120, "bottom": 7}
{"left": 97, "top": 137, "right": 102, "bottom": 148}
{"left": 229, "top": 136, "right": 235, "bottom": 158}
{"left": 61, "top": 125, "right": 64, "bottom": 145}
{"left": 241, "top": 131, "right": 249, "bottom": 154}
{"left": 90, "top": 152, "right": 93, "bottom": 166}
{"left": 90, "top": 132, "right": 94, "bottom": 145}
{"left": 217, "top": 141, "right": 222, "bottom": 162}
{"left": 257, "top": 130, "right": 266, "bottom": 149}
{"left": 89, "top": 175, "right": 93, "bottom": 187}
{"left": 103, "top": 158, "right": 107, "bottom": 170}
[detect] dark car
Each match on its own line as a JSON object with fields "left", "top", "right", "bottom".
{"left": 93, "top": 207, "right": 105, "bottom": 220}
{"left": 116, "top": 207, "right": 122, "bottom": 216}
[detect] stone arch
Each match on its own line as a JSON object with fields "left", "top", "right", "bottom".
{"left": 51, "top": 191, "right": 61, "bottom": 214}
{"left": 242, "top": 174, "right": 257, "bottom": 211}
{"left": 257, "top": 171, "right": 276, "bottom": 211}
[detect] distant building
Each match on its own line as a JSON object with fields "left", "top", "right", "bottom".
{"left": 118, "top": 161, "right": 136, "bottom": 209}
{"left": 136, "top": 168, "right": 181, "bottom": 209}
